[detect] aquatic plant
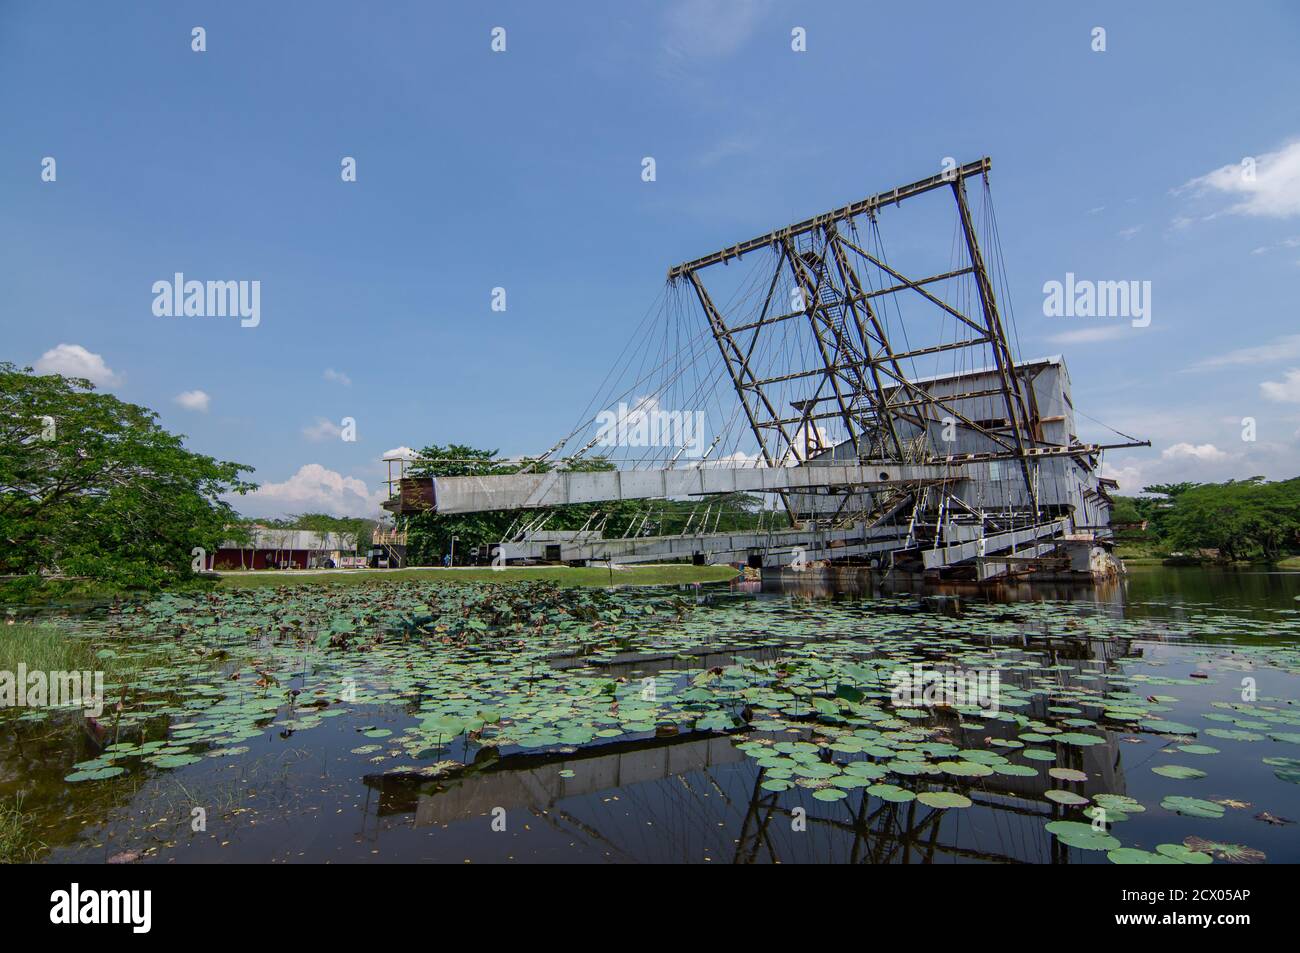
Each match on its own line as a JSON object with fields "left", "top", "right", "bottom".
{"left": 0, "top": 794, "right": 45, "bottom": 864}
{"left": 2, "top": 578, "right": 1298, "bottom": 862}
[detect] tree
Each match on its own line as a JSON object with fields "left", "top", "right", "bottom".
{"left": 1161, "top": 477, "right": 1300, "bottom": 562}
{"left": 0, "top": 363, "right": 256, "bottom": 586}
{"left": 281, "top": 513, "right": 375, "bottom": 553}
{"left": 1108, "top": 496, "right": 1146, "bottom": 525}
{"left": 1142, "top": 482, "right": 1198, "bottom": 499}
{"left": 1137, "top": 482, "right": 1201, "bottom": 539}
{"left": 400, "top": 444, "right": 525, "bottom": 565}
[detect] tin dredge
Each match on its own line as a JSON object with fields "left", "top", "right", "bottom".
{"left": 382, "top": 158, "right": 1147, "bottom": 582}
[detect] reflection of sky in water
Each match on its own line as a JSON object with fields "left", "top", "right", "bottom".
{"left": 16, "top": 567, "right": 1300, "bottom": 864}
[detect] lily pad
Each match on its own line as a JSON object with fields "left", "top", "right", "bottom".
{"left": 1161, "top": 796, "right": 1225, "bottom": 819}
{"left": 917, "top": 791, "right": 972, "bottom": 809}
{"left": 1156, "top": 843, "right": 1213, "bottom": 865}
{"left": 1107, "top": 847, "right": 1180, "bottom": 865}
{"left": 1048, "top": 767, "right": 1088, "bottom": 782}
{"left": 866, "top": 783, "right": 916, "bottom": 803}
{"left": 1045, "top": 820, "right": 1120, "bottom": 851}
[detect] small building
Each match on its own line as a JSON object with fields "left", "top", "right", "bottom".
{"left": 210, "top": 528, "right": 359, "bottom": 570}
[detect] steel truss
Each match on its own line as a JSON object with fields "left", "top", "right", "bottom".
{"left": 669, "top": 158, "right": 1040, "bottom": 509}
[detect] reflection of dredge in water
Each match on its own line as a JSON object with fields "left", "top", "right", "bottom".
{"left": 761, "top": 564, "right": 1131, "bottom": 608}
{"left": 363, "top": 622, "right": 1147, "bottom": 864}
{"left": 363, "top": 727, "right": 1120, "bottom": 863}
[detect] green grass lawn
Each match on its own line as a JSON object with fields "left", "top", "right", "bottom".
{"left": 216, "top": 563, "right": 740, "bottom": 590}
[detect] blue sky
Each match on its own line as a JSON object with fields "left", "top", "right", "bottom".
{"left": 4, "top": 1, "right": 1299, "bottom": 516}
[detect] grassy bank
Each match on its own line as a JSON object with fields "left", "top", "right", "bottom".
{"left": 1, "top": 565, "right": 738, "bottom": 605}
{"left": 0, "top": 623, "right": 109, "bottom": 675}
{"left": 1, "top": 577, "right": 133, "bottom": 607}
{"left": 1113, "top": 540, "right": 1166, "bottom": 560}
{"left": 0, "top": 575, "right": 211, "bottom": 607}
{"left": 0, "top": 795, "right": 45, "bottom": 864}
{"left": 216, "top": 563, "right": 740, "bottom": 590}
{"left": 0, "top": 624, "right": 144, "bottom": 695}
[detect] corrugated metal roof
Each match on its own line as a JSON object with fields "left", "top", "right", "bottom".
{"left": 895, "top": 355, "right": 1065, "bottom": 389}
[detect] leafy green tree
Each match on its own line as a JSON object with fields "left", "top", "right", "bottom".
{"left": 278, "top": 512, "right": 375, "bottom": 552}
{"left": 1109, "top": 496, "right": 1146, "bottom": 525}
{"left": 1142, "top": 482, "right": 1198, "bottom": 499}
{"left": 400, "top": 445, "right": 525, "bottom": 564}
{"left": 0, "top": 363, "right": 256, "bottom": 586}
{"left": 1136, "top": 482, "right": 1202, "bottom": 539}
{"left": 1161, "top": 477, "right": 1300, "bottom": 561}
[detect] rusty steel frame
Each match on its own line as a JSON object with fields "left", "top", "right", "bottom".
{"left": 668, "top": 157, "right": 1041, "bottom": 506}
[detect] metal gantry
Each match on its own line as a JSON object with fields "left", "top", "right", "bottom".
{"left": 669, "top": 157, "right": 1039, "bottom": 506}
{"left": 385, "top": 158, "right": 1149, "bottom": 577}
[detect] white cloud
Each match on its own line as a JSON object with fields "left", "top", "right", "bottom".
{"left": 1104, "top": 448, "right": 1229, "bottom": 494}
{"left": 174, "top": 389, "right": 211, "bottom": 412}
{"left": 1098, "top": 408, "right": 1300, "bottom": 492}
{"left": 1188, "top": 334, "right": 1300, "bottom": 370}
{"left": 1118, "top": 225, "right": 1142, "bottom": 240}
{"left": 1178, "top": 139, "right": 1300, "bottom": 219}
{"left": 1100, "top": 461, "right": 1150, "bottom": 495}
{"left": 323, "top": 368, "right": 352, "bottom": 387}
{"left": 1261, "top": 367, "right": 1300, "bottom": 403}
{"left": 236, "top": 464, "right": 385, "bottom": 518}
{"left": 33, "top": 344, "right": 121, "bottom": 387}
{"left": 303, "top": 417, "right": 343, "bottom": 441}
{"left": 1046, "top": 325, "right": 1131, "bottom": 345}
{"left": 1162, "top": 442, "right": 1229, "bottom": 462}
{"left": 383, "top": 446, "right": 418, "bottom": 461}
{"left": 1250, "top": 236, "right": 1300, "bottom": 255}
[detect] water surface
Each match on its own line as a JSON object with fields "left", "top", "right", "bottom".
{"left": 4, "top": 565, "right": 1297, "bottom": 864}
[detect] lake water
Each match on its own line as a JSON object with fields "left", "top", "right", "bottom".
{"left": 5, "top": 565, "right": 1298, "bottom": 865}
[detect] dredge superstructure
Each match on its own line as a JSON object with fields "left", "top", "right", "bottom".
{"left": 384, "top": 159, "right": 1145, "bottom": 580}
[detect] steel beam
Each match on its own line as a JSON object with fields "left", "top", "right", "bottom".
{"left": 430, "top": 464, "right": 962, "bottom": 514}
{"left": 667, "top": 158, "right": 991, "bottom": 279}
{"left": 922, "top": 519, "right": 1068, "bottom": 571}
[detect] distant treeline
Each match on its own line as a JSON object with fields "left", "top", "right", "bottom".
{"left": 242, "top": 513, "right": 378, "bottom": 552}
{"left": 1112, "top": 477, "right": 1300, "bottom": 562}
